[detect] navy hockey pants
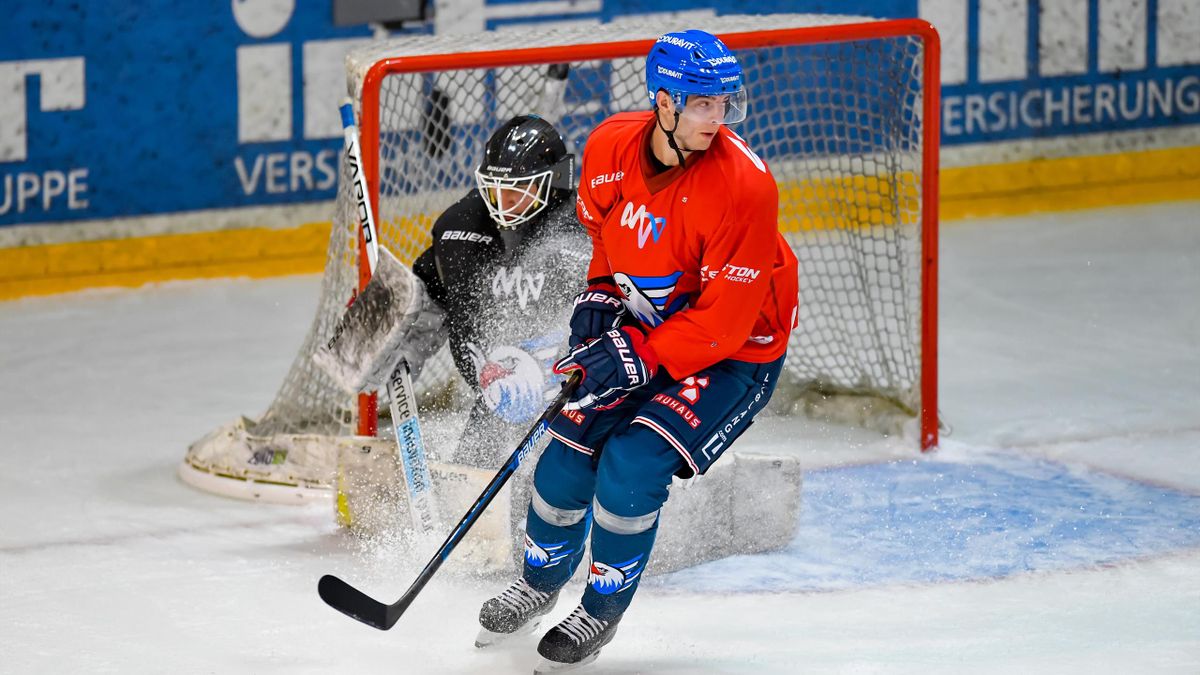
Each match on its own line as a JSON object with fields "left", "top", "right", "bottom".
{"left": 521, "top": 355, "right": 784, "bottom": 621}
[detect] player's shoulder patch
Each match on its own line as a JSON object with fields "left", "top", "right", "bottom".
{"left": 431, "top": 190, "right": 501, "bottom": 247}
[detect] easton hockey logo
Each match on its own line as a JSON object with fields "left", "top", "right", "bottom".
{"left": 723, "top": 265, "right": 760, "bottom": 283}
{"left": 588, "top": 555, "right": 643, "bottom": 595}
{"left": 701, "top": 264, "right": 762, "bottom": 284}
{"left": 491, "top": 266, "right": 545, "bottom": 309}
{"left": 620, "top": 201, "right": 667, "bottom": 249}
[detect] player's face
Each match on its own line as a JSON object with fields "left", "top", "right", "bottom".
{"left": 476, "top": 168, "right": 552, "bottom": 228}
{"left": 494, "top": 185, "right": 537, "bottom": 216}
{"left": 675, "top": 95, "right": 727, "bottom": 151}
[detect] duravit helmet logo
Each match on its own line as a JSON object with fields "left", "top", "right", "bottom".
{"left": 656, "top": 35, "right": 697, "bottom": 50}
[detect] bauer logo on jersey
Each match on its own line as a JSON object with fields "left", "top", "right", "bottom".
{"left": 525, "top": 535, "right": 573, "bottom": 569}
{"left": 589, "top": 171, "right": 624, "bottom": 188}
{"left": 442, "top": 230, "right": 494, "bottom": 244}
{"left": 588, "top": 555, "right": 643, "bottom": 595}
{"left": 620, "top": 201, "right": 667, "bottom": 249}
{"left": 613, "top": 271, "right": 689, "bottom": 327}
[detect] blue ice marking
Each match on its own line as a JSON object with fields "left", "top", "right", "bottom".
{"left": 651, "top": 454, "right": 1200, "bottom": 593}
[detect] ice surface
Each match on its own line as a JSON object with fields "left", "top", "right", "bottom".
{"left": 1, "top": 202, "right": 1198, "bottom": 673}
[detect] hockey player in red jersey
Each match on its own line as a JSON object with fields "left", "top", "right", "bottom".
{"left": 477, "top": 29, "right": 799, "bottom": 671}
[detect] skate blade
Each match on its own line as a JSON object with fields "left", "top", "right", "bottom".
{"left": 533, "top": 651, "right": 600, "bottom": 674}
{"left": 474, "top": 616, "right": 545, "bottom": 648}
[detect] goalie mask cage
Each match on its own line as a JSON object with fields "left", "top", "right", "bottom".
{"left": 217, "top": 14, "right": 941, "bottom": 479}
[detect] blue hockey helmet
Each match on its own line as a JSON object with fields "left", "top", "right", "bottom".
{"left": 645, "top": 29, "right": 747, "bottom": 124}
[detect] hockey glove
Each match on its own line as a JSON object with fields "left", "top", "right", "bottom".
{"left": 568, "top": 283, "right": 626, "bottom": 348}
{"left": 552, "top": 327, "right": 659, "bottom": 410}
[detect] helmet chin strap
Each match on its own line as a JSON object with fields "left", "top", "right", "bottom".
{"left": 655, "top": 104, "right": 689, "bottom": 168}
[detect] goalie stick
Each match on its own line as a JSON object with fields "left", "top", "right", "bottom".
{"left": 340, "top": 100, "right": 438, "bottom": 538}
{"left": 318, "top": 371, "right": 581, "bottom": 630}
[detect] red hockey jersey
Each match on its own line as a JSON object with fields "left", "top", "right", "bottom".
{"left": 576, "top": 111, "right": 799, "bottom": 379}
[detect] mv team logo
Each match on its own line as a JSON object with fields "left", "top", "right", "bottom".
{"left": 491, "top": 265, "right": 544, "bottom": 309}
{"left": 620, "top": 201, "right": 667, "bottom": 249}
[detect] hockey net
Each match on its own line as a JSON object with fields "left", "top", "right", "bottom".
{"left": 182, "top": 14, "right": 940, "bottom": 502}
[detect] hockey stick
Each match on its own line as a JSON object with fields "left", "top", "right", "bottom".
{"left": 318, "top": 371, "right": 582, "bottom": 630}
{"left": 340, "top": 100, "right": 437, "bottom": 537}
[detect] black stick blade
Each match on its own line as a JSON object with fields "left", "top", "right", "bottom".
{"left": 318, "top": 574, "right": 395, "bottom": 630}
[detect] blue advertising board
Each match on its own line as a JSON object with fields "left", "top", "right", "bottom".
{"left": 2, "top": 0, "right": 1197, "bottom": 227}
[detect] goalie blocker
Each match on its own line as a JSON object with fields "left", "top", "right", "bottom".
{"left": 313, "top": 246, "right": 445, "bottom": 393}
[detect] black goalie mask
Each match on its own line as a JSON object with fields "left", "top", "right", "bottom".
{"left": 475, "top": 115, "right": 575, "bottom": 229}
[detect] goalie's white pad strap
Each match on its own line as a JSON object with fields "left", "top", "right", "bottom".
{"left": 312, "top": 247, "right": 446, "bottom": 393}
